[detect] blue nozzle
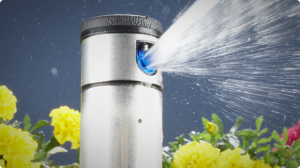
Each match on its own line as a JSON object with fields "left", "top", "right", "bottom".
{"left": 137, "top": 47, "right": 156, "bottom": 75}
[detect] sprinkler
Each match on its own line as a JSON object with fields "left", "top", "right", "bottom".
{"left": 80, "top": 15, "right": 163, "bottom": 167}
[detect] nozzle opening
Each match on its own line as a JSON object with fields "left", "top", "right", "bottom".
{"left": 136, "top": 41, "right": 157, "bottom": 75}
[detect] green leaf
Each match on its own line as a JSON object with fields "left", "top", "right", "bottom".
{"left": 200, "top": 131, "right": 211, "bottom": 141}
{"left": 258, "top": 137, "right": 273, "bottom": 144}
{"left": 243, "top": 138, "right": 249, "bottom": 149}
{"left": 292, "top": 139, "right": 300, "bottom": 152}
{"left": 24, "top": 114, "right": 32, "bottom": 131}
{"left": 255, "top": 116, "right": 263, "bottom": 133}
{"left": 42, "top": 141, "right": 50, "bottom": 147}
{"left": 163, "top": 155, "right": 171, "bottom": 167}
{"left": 294, "top": 148, "right": 300, "bottom": 157}
{"left": 212, "top": 114, "right": 224, "bottom": 136}
{"left": 250, "top": 142, "right": 257, "bottom": 149}
{"left": 30, "top": 120, "right": 50, "bottom": 133}
{"left": 176, "top": 134, "right": 185, "bottom": 146}
{"left": 169, "top": 142, "right": 178, "bottom": 152}
{"left": 264, "top": 151, "right": 275, "bottom": 165}
{"left": 202, "top": 117, "right": 209, "bottom": 128}
{"left": 286, "top": 159, "right": 299, "bottom": 168}
{"left": 283, "top": 127, "right": 288, "bottom": 145}
{"left": 258, "top": 128, "right": 269, "bottom": 137}
{"left": 44, "top": 136, "right": 61, "bottom": 152}
{"left": 235, "top": 129, "right": 256, "bottom": 139}
{"left": 31, "top": 151, "right": 47, "bottom": 162}
{"left": 229, "top": 117, "right": 242, "bottom": 133}
{"left": 257, "top": 145, "right": 270, "bottom": 153}
{"left": 163, "top": 150, "right": 173, "bottom": 158}
{"left": 272, "top": 131, "right": 284, "bottom": 146}
{"left": 210, "top": 136, "right": 216, "bottom": 144}
{"left": 31, "top": 131, "right": 45, "bottom": 151}
{"left": 274, "top": 143, "right": 283, "bottom": 150}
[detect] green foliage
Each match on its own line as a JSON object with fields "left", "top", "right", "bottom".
{"left": 255, "top": 116, "right": 263, "bottom": 133}
{"left": 190, "top": 131, "right": 211, "bottom": 142}
{"left": 24, "top": 113, "right": 32, "bottom": 131}
{"left": 30, "top": 120, "right": 50, "bottom": 133}
{"left": 163, "top": 114, "right": 300, "bottom": 168}
{"left": 233, "top": 116, "right": 272, "bottom": 159}
{"left": 272, "top": 130, "right": 284, "bottom": 146}
{"left": 212, "top": 114, "right": 224, "bottom": 136}
{"left": 229, "top": 116, "right": 242, "bottom": 133}
{"left": 201, "top": 117, "right": 209, "bottom": 130}
{"left": 283, "top": 127, "right": 288, "bottom": 146}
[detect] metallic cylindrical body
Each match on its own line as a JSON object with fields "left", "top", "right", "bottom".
{"left": 80, "top": 15, "right": 163, "bottom": 168}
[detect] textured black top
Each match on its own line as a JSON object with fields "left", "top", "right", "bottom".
{"left": 80, "top": 14, "right": 163, "bottom": 40}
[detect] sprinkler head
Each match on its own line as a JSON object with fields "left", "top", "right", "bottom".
{"left": 137, "top": 42, "right": 157, "bottom": 75}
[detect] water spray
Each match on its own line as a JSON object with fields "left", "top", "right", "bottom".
{"left": 80, "top": 15, "right": 163, "bottom": 167}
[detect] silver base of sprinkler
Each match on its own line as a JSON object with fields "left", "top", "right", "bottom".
{"left": 81, "top": 85, "right": 162, "bottom": 168}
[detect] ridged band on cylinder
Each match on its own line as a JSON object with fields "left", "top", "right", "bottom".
{"left": 80, "top": 15, "right": 163, "bottom": 41}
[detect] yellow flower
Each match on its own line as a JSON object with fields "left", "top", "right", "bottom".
{"left": 206, "top": 122, "right": 219, "bottom": 135}
{"left": 5, "top": 157, "right": 41, "bottom": 168}
{"left": 215, "top": 147, "right": 254, "bottom": 168}
{"left": 50, "top": 106, "right": 81, "bottom": 149}
{"left": 172, "top": 141, "right": 220, "bottom": 168}
{"left": 253, "top": 160, "right": 272, "bottom": 168}
{"left": 0, "top": 86, "right": 17, "bottom": 121}
{"left": 0, "top": 124, "right": 38, "bottom": 162}
{"left": 0, "top": 159, "right": 6, "bottom": 168}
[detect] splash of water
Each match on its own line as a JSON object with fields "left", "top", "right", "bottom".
{"left": 145, "top": 0, "right": 300, "bottom": 126}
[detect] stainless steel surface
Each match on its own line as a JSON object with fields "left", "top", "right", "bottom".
{"left": 80, "top": 85, "right": 163, "bottom": 167}
{"left": 81, "top": 14, "right": 163, "bottom": 167}
{"left": 81, "top": 33, "right": 163, "bottom": 88}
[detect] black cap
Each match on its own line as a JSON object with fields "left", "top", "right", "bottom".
{"left": 80, "top": 14, "right": 163, "bottom": 42}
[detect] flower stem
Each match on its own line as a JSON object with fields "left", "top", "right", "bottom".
{"left": 78, "top": 147, "right": 80, "bottom": 165}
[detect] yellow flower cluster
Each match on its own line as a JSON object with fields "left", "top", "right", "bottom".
{"left": 173, "top": 141, "right": 220, "bottom": 168}
{"left": 0, "top": 124, "right": 41, "bottom": 168}
{"left": 0, "top": 158, "right": 41, "bottom": 168}
{"left": 254, "top": 160, "right": 272, "bottom": 168}
{"left": 172, "top": 141, "right": 277, "bottom": 168}
{"left": 216, "top": 147, "right": 253, "bottom": 168}
{"left": 0, "top": 86, "right": 17, "bottom": 121}
{"left": 50, "top": 106, "right": 81, "bottom": 149}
